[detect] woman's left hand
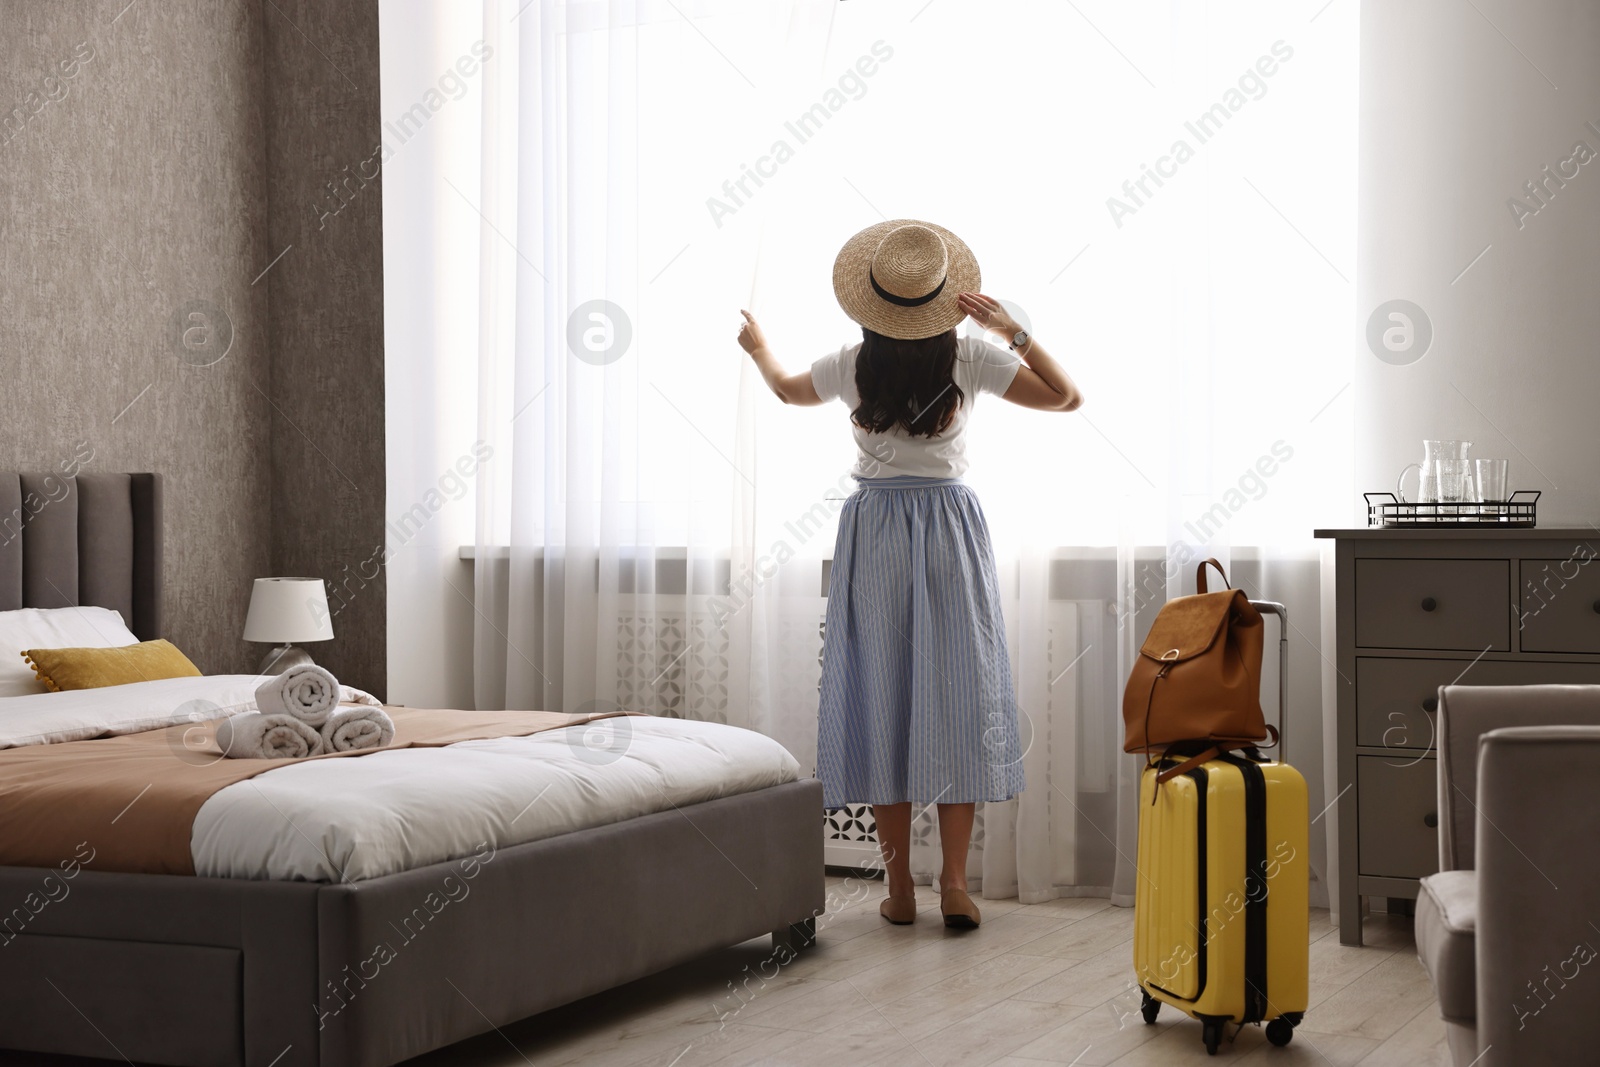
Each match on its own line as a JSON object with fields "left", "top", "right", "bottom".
{"left": 737, "top": 309, "right": 768, "bottom": 355}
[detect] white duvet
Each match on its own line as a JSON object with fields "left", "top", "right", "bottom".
{"left": 0, "top": 676, "right": 801, "bottom": 882}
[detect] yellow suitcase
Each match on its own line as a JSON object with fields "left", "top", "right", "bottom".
{"left": 1132, "top": 602, "right": 1310, "bottom": 1055}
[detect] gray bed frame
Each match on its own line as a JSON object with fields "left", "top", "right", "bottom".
{"left": 0, "top": 473, "right": 825, "bottom": 1067}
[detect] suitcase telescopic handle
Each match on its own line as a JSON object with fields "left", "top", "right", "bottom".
{"left": 1249, "top": 601, "right": 1288, "bottom": 760}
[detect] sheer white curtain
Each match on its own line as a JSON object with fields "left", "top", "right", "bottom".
{"left": 466, "top": 1, "right": 842, "bottom": 755}
{"left": 387, "top": 0, "right": 1356, "bottom": 908}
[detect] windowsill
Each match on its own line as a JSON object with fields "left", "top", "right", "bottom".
{"left": 454, "top": 544, "right": 1319, "bottom": 601}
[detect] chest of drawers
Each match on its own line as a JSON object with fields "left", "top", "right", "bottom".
{"left": 1314, "top": 528, "right": 1600, "bottom": 945}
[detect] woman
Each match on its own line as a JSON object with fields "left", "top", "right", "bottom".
{"left": 737, "top": 220, "right": 1083, "bottom": 929}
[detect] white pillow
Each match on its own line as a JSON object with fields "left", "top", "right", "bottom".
{"left": 0, "top": 607, "right": 142, "bottom": 698}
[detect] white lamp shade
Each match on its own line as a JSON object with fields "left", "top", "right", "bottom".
{"left": 243, "top": 577, "right": 335, "bottom": 643}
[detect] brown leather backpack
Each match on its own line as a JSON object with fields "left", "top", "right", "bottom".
{"left": 1122, "top": 559, "right": 1272, "bottom": 782}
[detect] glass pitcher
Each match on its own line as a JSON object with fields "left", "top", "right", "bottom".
{"left": 1397, "top": 440, "right": 1473, "bottom": 504}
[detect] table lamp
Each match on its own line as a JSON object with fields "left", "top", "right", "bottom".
{"left": 243, "top": 577, "right": 334, "bottom": 674}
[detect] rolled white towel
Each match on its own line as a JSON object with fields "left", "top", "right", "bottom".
{"left": 217, "top": 712, "right": 324, "bottom": 759}
{"left": 320, "top": 705, "right": 395, "bottom": 753}
{"left": 256, "top": 664, "right": 341, "bottom": 727}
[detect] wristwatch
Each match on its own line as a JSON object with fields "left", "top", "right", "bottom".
{"left": 1009, "top": 329, "right": 1029, "bottom": 351}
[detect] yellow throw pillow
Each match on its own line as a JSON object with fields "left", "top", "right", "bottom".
{"left": 22, "top": 639, "right": 202, "bottom": 692}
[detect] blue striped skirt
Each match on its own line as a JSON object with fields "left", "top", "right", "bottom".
{"left": 817, "top": 475, "right": 1025, "bottom": 808}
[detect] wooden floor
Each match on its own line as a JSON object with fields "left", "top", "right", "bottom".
{"left": 5, "top": 876, "right": 1447, "bottom": 1067}
{"left": 397, "top": 877, "right": 1446, "bottom": 1067}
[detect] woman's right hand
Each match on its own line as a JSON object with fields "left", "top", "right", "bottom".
{"left": 737, "top": 309, "right": 768, "bottom": 355}
{"left": 957, "top": 292, "right": 1017, "bottom": 340}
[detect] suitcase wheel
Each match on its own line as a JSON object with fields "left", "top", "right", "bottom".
{"left": 1203, "top": 1017, "right": 1222, "bottom": 1062}
{"left": 1139, "top": 989, "right": 1159, "bottom": 1025}
{"left": 1265, "top": 1016, "right": 1296, "bottom": 1047}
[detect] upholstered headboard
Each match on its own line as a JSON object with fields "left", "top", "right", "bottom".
{"left": 0, "top": 473, "right": 163, "bottom": 640}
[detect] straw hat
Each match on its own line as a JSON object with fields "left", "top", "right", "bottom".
{"left": 832, "top": 219, "right": 980, "bottom": 340}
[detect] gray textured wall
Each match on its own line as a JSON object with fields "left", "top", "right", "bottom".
{"left": 261, "top": 0, "right": 387, "bottom": 694}
{"left": 0, "top": 0, "right": 385, "bottom": 691}
{"left": 0, "top": 0, "right": 272, "bottom": 676}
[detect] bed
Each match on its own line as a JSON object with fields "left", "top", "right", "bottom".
{"left": 0, "top": 472, "right": 825, "bottom": 1067}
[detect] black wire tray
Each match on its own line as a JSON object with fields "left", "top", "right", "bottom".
{"left": 1365, "top": 490, "right": 1539, "bottom": 528}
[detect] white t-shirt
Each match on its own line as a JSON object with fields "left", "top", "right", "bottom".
{"left": 810, "top": 335, "right": 1022, "bottom": 479}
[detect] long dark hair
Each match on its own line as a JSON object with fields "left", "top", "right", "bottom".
{"left": 851, "top": 327, "right": 964, "bottom": 437}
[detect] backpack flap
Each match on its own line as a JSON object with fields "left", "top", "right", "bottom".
{"left": 1137, "top": 589, "right": 1240, "bottom": 664}
{"left": 1122, "top": 576, "right": 1266, "bottom": 753}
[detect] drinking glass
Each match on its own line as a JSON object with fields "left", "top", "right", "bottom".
{"left": 1435, "top": 458, "right": 1471, "bottom": 505}
{"left": 1474, "top": 458, "right": 1509, "bottom": 515}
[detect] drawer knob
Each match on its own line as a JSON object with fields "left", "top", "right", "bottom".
{"left": 1592, "top": 600, "right": 1600, "bottom": 615}
{"left": 1422, "top": 697, "right": 1439, "bottom": 713}
{"left": 1424, "top": 812, "right": 1439, "bottom": 829}
{"left": 1420, "top": 597, "right": 1438, "bottom": 612}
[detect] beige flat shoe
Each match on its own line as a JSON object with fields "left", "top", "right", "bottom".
{"left": 879, "top": 894, "right": 918, "bottom": 925}
{"left": 941, "top": 888, "right": 981, "bottom": 929}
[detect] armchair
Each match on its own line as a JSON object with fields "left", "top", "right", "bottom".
{"left": 1415, "top": 684, "right": 1600, "bottom": 1066}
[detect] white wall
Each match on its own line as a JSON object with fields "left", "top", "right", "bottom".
{"left": 1344, "top": 0, "right": 1600, "bottom": 922}
{"left": 1358, "top": 0, "right": 1600, "bottom": 521}
{"left": 380, "top": 2, "right": 487, "bottom": 708}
